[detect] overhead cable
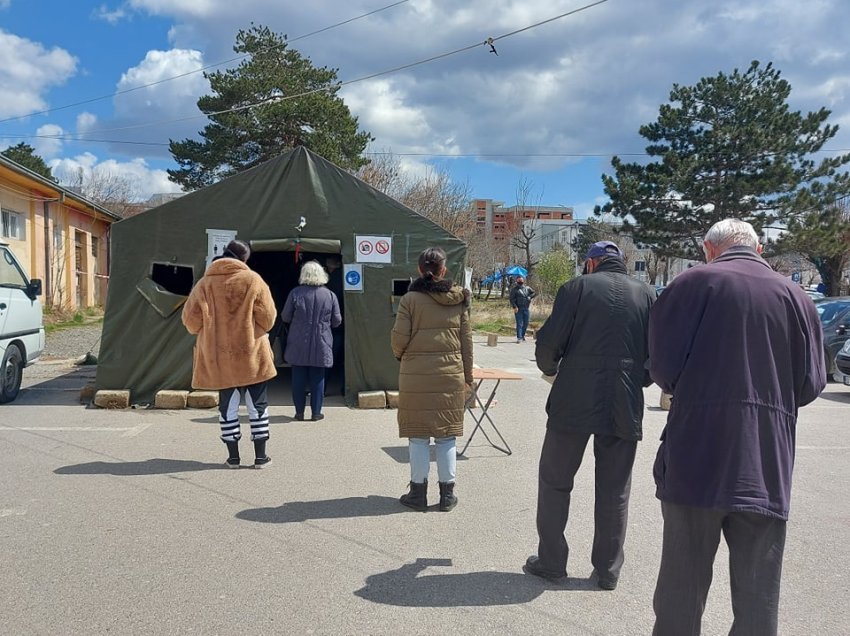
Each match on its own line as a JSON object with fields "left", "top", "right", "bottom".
{"left": 0, "top": 0, "right": 412, "bottom": 125}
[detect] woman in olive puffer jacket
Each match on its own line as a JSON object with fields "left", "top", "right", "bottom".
{"left": 391, "top": 247, "right": 473, "bottom": 512}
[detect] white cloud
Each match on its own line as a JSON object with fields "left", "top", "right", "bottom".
{"left": 76, "top": 48, "right": 210, "bottom": 157}
{"left": 0, "top": 30, "right": 77, "bottom": 118}
{"left": 76, "top": 112, "right": 98, "bottom": 133}
{"left": 0, "top": 0, "right": 10, "bottom": 9}
{"left": 91, "top": 4, "right": 128, "bottom": 24}
{"left": 33, "top": 124, "right": 64, "bottom": 158}
{"left": 50, "top": 153, "right": 183, "bottom": 201}
{"left": 114, "top": 48, "right": 208, "bottom": 115}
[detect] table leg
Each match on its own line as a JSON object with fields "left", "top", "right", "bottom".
{"left": 459, "top": 379, "right": 512, "bottom": 456}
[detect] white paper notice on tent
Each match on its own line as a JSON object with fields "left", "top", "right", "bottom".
{"left": 206, "top": 229, "right": 237, "bottom": 269}
{"left": 355, "top": 235, "right": 392, "bottom": 263}
{"left": 343, "top": 264, "right": 364, "bottom": 292}
{"left": 464, "top": 267, "right": 473, "bottom": 291}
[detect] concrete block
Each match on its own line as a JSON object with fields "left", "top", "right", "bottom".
{"left": 486, "top": 333, "right": 499, "bottom": 347}
{"left": 79, "top": 382, "right": 97, "bottom": 403}
{"left": 358, "top": 390, "right": 387, "bottom": 409}
{"left": 94, "top": 390, "right": 130, "bottom": 409}
{"left": 187, "top": 391, "right": 219, "bottom": 409}
{"left": 660, "top": 392, "right": 672, "bottom": 411}
{"left": 155, "top": 390, "right": 189, "bottom": 409}
{"left": 385, "top": 390, "right": 399, "bottom": 409}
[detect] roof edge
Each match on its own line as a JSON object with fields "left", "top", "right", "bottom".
{"left": 0, "top": 153, "right": 122, "bottom": 221}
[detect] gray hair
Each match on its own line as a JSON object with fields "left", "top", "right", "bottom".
{"left": 299, "top": 260, "right": 329, "bottom": 286}
{"left": 704, "top": 218, "right": 760, "bottom": 251}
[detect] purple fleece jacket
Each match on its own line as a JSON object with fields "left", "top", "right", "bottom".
{"left": 649, "top": 247, "right": 825, "bottom": 519}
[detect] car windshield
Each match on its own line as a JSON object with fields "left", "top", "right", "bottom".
{"left": 816, "top": 300, "right": 850, "bottom": 326}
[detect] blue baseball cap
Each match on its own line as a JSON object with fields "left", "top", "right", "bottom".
{"left": 585, "top": 240, "right": 624, "bottom": 260}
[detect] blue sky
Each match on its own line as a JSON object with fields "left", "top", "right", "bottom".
{"left": 2, "top": 1, "right": 849, "bottom": 216}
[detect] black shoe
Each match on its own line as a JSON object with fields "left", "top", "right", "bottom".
{"left": 293, "top": 413, "right": 305, "bottom": 421}
{"left": 523, "top": 555, "right": 567, "bottom": 583}
{"left": 593, "top": 570, "right": 617, "bottom": 590}
{"left": 400, "top": 480, "right": 428, "bottom": 512}
{"left": 438, "top": 481, "right": 457, "bottom": 512}
{"left": 311, "top": 413, "right": 325, "bottom": 421}
{"left": 253, "top": 456, "right": 272, "bottom": 469}
{"left": 225, "top": 441, "right": 240, "bottom": 468}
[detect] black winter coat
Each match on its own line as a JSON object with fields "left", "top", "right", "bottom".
{"left": 535, "top": 258, "right": 655, "bottom": 440}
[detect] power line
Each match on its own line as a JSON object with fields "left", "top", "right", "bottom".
{"left": 24, "top": 0, "right": 610, "bottom": 139}
{"left": 6, "top": 131, "right": 850, "bottom": 159}
{"left": 0, "top": 0, "right": 412, "bottom": 125}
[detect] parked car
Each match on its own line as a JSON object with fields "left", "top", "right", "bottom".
{"left": 814, "top": 296, "right": 850, "bottom": 380}
{"left": 805, "top": 289, "right": 825, "bottom": 301}
{"left": 0, "top": 241, "right": 45, "bottom": 403}
{"left": 835, "top": 339, "right": 850, "bottom": 386}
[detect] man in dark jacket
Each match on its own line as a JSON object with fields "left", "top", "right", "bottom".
{"left": 523, "top": 241, "right": 655, "bottom": 590}
{"left": 649, "top": 219, "right": 825, "bottom": 636}
{"left": 509, "top": 276, "right": 535, "bottom": 343}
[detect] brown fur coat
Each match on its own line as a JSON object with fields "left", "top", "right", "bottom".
{"left": 181, "top": 258, "right": 277, "bottom": 390}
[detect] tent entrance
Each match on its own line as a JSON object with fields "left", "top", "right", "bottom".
{"left": 247, "top": 244, "right": 346, "bottom": 403}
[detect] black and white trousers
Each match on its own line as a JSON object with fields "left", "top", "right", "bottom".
{"left": 218, "top": 381, "right": 270, "bottom": 443}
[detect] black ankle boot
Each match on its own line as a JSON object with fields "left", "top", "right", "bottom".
{"left": 400, "top": 480, "right": 428, "bottom": 511}
{"left": 253, "top": 439, "right": 271, "bottom": 468}
{"left": 439, "top": 482, "right": 457, "bottom": 512}
{"left": 225, "top": 441, "right": 240, "bottom": 468}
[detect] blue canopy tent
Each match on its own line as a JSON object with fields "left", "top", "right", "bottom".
{"left": 480, "top": 265, "right": 527, "bottom": 285}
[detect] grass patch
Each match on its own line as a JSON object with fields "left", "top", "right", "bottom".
{"left": 43, "top": 306, "right": 104, "bottom": 333}
{"left": 470, "top": 295, "right": 553, "bottom": 335}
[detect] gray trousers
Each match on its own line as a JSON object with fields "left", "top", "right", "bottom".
{"left": 535, "top": 429, "right": 637, "bottom": 580}
{"left": 652, "top": 502, "right": 787, "bottom": 636}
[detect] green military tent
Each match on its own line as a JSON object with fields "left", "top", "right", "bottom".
{"left": 96, "top": 146, "right": 466, "bottom": 404}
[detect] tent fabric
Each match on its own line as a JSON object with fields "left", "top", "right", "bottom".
{"left": 251, "top": 238, "right": 341, "bottom": 253}
{"left": 96, "top": 147, "right": 466, "bottom": 404}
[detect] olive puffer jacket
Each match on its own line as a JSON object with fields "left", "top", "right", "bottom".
{"left": 181, "top": 258, "right": 277, "bottom": 390}
{"left": 391, "top": 277, "right": 474, "bottom": 439}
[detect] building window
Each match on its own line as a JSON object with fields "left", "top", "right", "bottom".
{"left": 1, "top": 208, "right": 25, "bottom": 241}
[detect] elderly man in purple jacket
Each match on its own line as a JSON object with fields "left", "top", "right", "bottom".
{"left": 649, "top": 219, "right": 825, "bottom": 636}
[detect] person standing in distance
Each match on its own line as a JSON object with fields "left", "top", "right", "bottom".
{"left": 181, "top": 239, "right": 277, "bottom": 469}
{"left": 649, "top": 219, "right": 825, "bottom": 636}
{"left": 510, "top": 275, "right": 536, "bottom": 343}
{"left": 524, "top": 241, "right": 655, "bottom": 590}
{"left": 392, "top": 247, "right": 473, "bottom": 512}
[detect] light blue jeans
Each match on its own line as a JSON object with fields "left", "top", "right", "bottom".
{"left": 408, "top": 437, "right": 456, "bottom": 483}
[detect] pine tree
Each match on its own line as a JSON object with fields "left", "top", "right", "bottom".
{"left": 1, "top": 143, "right": 56, "bottom": 181}
{"left": 598, "top": 61, "right": 850, "bottom": 260}
{"left": 169, "top": 24, "right": 372, "bottom": 190}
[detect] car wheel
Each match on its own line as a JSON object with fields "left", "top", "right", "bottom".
{"left": 0, "top": 343, "right": 24, "bottom": 403}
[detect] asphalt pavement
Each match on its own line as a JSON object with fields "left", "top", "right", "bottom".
{"left": 2, "top": 337, "right": 849, "bottom": 635}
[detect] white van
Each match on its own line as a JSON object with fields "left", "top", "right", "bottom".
{"left": 0, "top": 241, "right": 45, "bottom": 403}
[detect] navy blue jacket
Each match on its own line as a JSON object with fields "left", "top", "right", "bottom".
{"left": 649, "top": 247, "right": 826, "bottom": 519}
{"left": 536, "top": 258, "right": 656, "bottom": 440}
{"left": 281, "top": 285, "right": 342, "bottom": 368}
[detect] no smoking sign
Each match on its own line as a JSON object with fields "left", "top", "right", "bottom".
{"left": 355, "top": 235, "right": 392, "bottom": 263}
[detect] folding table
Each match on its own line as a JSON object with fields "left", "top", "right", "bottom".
{"left": 458, "top": 368, "right": 523, "bottom": 456}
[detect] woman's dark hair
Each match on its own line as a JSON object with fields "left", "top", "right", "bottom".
{"left": 418, "top": 247, "right": 447, "bottom": 280}
{"left": 223, "top": 239, "right": 251, "bottom": 262}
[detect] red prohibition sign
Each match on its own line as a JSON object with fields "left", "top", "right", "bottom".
{"left": 358, "top": 240, "right": 373, "bottom": 255}
{"left": 375, "top": 240, "right": 390, "bottom": 254}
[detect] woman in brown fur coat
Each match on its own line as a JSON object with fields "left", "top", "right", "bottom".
{"left": 182, "top": 240, "right": 277, "bottom": 469}
{"left": 391, "top": 247, "right": 473, "bottom": 512}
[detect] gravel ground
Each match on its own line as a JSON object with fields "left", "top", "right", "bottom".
{"left": 42, "top": 323, "right": 103, "bottom": 360}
